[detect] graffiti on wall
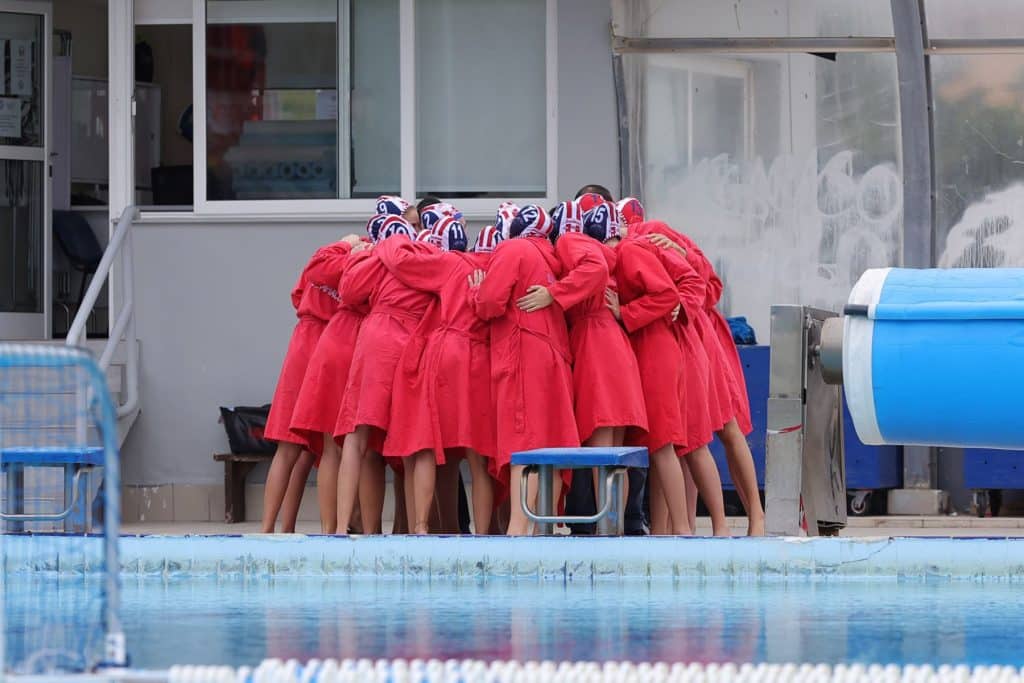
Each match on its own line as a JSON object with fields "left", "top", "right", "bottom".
{"left": 938, "top": 185, "right": 1024, "bottom": 269}
{"left": 646, "top": 150, "right": 902, "bottom": 336}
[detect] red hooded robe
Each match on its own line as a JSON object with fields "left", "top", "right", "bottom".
{"left": 263, "top": 241, "right": 351, "bottom": 446}
{"left": 549, "top": 232, "right": 647, "bottom": 443}
{"left": 470, "top": 237, "right": 579, "bottom": 471}
{"left": 333, "top": 239, "right": 435, "bottom": 445}
{"left": 376, "top": 239, "right": 498, "bottom": 478}
{"left": 612, "top": 237, "right": 689, "bottom": 453}
{"left": 289, "top": 248, "right": 373, "bottom": 455}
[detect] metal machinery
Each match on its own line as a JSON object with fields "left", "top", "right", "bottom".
{"left": 764, "top": 306, "right": 847, "bottom": 537}
{"left": 766, "top": 267, "right": 1024, "bottom": 530}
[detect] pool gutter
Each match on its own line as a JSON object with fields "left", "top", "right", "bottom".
{"left": 4, "top": 534, "right": 1024, "bottom": 581}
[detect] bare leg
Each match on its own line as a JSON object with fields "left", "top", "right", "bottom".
{"left": 491, "top": 496, "right": 510, "bottom": 535}
{"left": 718, "top": 419, "right": 765, "bottom": 536}
{"left": 649, "top": 473, "right": 669, "bottom": 535}
{"left": 552, "top": 469, "right": 564, "bottom": 533}
{"left": 318, "top": 436, "right": 340, "bottom": 534}
{"left": 650, "top": 444, "right": 691, "bottom": 535}
{"left": 507, "top": 465, "right": 537, "bottom": 536}
{"left": 349, "top": 500, "right": 363, "bottom": 534}
{"left": 465, "top": 449, "right": 494, "bottom": 534}
{"left": 412, "top": 450, "right": 437, "bottom": 534}
{"left": 336, "top": 426, "right": 368, "bottom": 534}
{"left": 280, "top": 449, "right": 315, "bottom": 533}
{"left": 585, "top": 428, "right": 615, "bottom": 529}
{"left": 680, "top": 455, "right": 698, "bottom": 532}
{"left": 359, "top": 450, "right": 386, "bottom": 534}
{"left": 685, "top": 445, "right": 730, "bottom": 536}
{"left": 261, "top": 441, "right": 302, "bottom": 533}
{"left": 392, "top": 469, "right": 408, "bottom": 534}
{"left": 403, "top": 460, "right": 416, "bottom": 533}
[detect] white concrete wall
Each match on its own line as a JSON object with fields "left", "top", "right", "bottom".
{"left": 120, "top": 0, "right": 619, "bottom": 486}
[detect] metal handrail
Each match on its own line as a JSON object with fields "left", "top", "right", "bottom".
{"left": 519, "top": 466, "right": 623, "bottom": 525}
{"left": 0, "top": 467, "right": 88, "bottom": 522}
{"left": 66, "top": 206, "right": 140, "bottom": 419}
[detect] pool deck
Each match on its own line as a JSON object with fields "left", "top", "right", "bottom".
{"left": 119, "top": 516, "right": 1024, "bottom": 537}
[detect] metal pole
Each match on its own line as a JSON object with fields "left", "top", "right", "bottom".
{"left": 887, "top": 0, "right": 947, "bottom": 514}
{"left": 595, "top": 466, "right": 610, "bottom": 536}
{"left": 890, "top": 0, "right": 935, "bottom": 270}
{"left": 612, "top": 53, "right": 634, "bottom": 199}
{"left": 536, "top": 466, "right": 554, "bottom": 536}
{"left": 612, "top": 36, "right": 896, "bottom": 54}
{"left": 94, "top": 355, "right": 126, "bottom": 668}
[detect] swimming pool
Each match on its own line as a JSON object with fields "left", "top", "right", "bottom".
{"left": 6, "top": 574, "right": 1024, "bottom": 670}
{"left": 4, "top": 535, "right": 1024, "bottom": 677}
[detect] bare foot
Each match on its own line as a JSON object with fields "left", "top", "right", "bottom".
{"left": 413, "top": 524, "right": 429, "bottom": 535}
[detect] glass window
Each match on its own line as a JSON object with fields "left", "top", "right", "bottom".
{"left": 0, "top": 12, "right": 44, "bottom": 147}
{"left": 0, "top": 161, "right": 45, "bottom": 314}
{"left": 415, "top": 0, "right": 546, "bottom": 198}
{"left": 932, "top": 54, "right": 1024, "bottom": 268}
{"left": 692, "top": 67, "right": 749, "bottom": 164}
{"left": 629, "top": 51, "right": 902, "bottom": 336}
{"left": 0, "top": 12, "right": 45, "bottom": 315}
{"left": 204, "top": 0, "right": 399, "bottom": 202}
{"left": 135, "top": 23, "right": 194, "bottom": 207}
{"left": 351, "top": 0, "right": 400, "bottom": 198}
{"left": 924, "top": 0, "right": 1024, "bottom": 39}
{"left": 616, "top": 0, "right": 894, "bottom": 39}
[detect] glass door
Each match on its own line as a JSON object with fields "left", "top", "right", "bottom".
{"left": 0, "top": 1, "right": 50, "bottom": 340}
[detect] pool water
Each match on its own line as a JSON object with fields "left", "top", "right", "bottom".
{"left": 5, "top": 576, "right": 1024, "bottom": 670}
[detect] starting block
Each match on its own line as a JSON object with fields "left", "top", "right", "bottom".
{"left": 1, "top": 446, "right": 104, "bottom": 533}
{"left": 510, "top": 446, "right": 648, "bottom": 536}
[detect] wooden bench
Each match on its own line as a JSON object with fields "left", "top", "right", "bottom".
{"left": 213, "top": 452, "right": 274, "bottom": 523}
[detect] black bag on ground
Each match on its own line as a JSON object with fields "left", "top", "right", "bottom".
{"left": 218, "top": 404, "right": 276, "bottom": 454}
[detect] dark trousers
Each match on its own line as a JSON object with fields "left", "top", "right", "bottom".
{"left": 565, "top": 467, "right": 649, "bottom": 535}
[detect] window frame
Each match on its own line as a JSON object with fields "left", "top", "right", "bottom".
{"left": 185, "top": 0, "right": 558, "bottom": 220}
{"left": 645, "top": 53, "right": 753, "bottom": 169}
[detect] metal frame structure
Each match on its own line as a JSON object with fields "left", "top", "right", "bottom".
{"left": 0, "top": 344, "right": 126, "bottom": 670}
{"left": 519, "top": 466, "right": 628, "bottom": 536}
{"left": 611, "top": 0, "right": 1021, "bottom": 515}
{"left": 764, "top": 306, "right": 846, "bottom": 537}
{"left": 887, "top": 0, "right": 944, "bottom": 514}
{"left": 119, "top": 0, "right": 561, "bottom": 222}
{"left": 67, "top": 206, "right": 140, "bottom": 422}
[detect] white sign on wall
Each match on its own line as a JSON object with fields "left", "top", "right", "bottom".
{"left": 0, "top": 98, "right": 21, "bottom": 138}
{"left": 11, "top": 40, "right": 33, "bottom": 96}
{"left": 0, "top": 40, "right": 6, "bottom": 96}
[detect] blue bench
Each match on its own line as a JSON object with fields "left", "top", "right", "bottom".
{"left": 1, "top": 446, "right": 105, "bottom": 533}
{"left": 510, "top": 446, "right": 649, "bottom": 535}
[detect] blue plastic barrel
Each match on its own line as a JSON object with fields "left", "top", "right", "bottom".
{"left": 843, "top": 268, "right": 1024, "bottom": 450}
